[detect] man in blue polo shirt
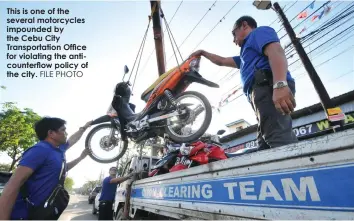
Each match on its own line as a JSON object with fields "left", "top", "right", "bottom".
{"left": 190, "top": 15, "right": 298, "bottom": 150}
{"left": 0, "top": 117, "right": 92, "bottom": 220}
{"left": 98, "top": 166, "right": 134, "bottom": 220}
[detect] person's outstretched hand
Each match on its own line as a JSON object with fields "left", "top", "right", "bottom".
{"left": 82, "top": 120, "right": 93, "bottom": 130}
{"left": 189, "top": 50, "right": 204, "bottom": 58}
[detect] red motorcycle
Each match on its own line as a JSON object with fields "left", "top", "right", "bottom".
{"left": 149, "top": 130, "right": 260, "bottom": 176}
{"left": 169, "top": 133, "right": 228, "bottom": 172}
{"left": 149, "top": 130, "right": 228, "bottom": 176}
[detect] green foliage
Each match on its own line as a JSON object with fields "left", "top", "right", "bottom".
{"left": 0, "top": 163, "right": 11, "bottom": 172}
{"left": 0, "top": 102, "right": 41, "bottom": 171}
{"left": 64, "top": 177, "right": 74, "bottom": 191}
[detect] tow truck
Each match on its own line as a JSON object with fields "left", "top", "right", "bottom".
{"left": 111, "top": 96, "right": 354, "bottom": 220}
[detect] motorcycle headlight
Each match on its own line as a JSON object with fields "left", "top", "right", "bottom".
{"left": 180, "top": 144, "right": 193, "bottom": 155}
{"left": 189, "top": 58, "right": 200, "bottom": 72}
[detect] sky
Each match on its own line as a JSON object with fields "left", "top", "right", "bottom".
{"left": 0, "top": 0, "right": 353, "bottom": 188}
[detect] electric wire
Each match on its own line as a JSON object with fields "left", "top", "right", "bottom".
{"left": 276, "top": 0, "right": 316, "bottom": 34}
{"left": 279, "top": 0, "right": 331, "bottom": 40}
{"left": 189, "top": 1, "right": 240, "bottom": 54}
{"left": 287, "top": 17, "right": 354, "bottom": 67}
{"left": 290, "top": 29, "right": 354, "bottom": 74}
{"left": 294, "top": 44, "right": 354, "bottom": 80}
{"left": 286, "top": 5, "right": 354, "bottom": 59}
{"left": 165, "top": 1, "right": 218, "bottom": 65}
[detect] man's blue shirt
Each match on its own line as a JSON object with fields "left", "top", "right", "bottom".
{"left": 10, "top": 141, "right": 68, "bottom": 220}
{"left": 99, "top": 176, "right": 118, "bottom": 201}
{"left": 232, "top": 26, "right": 295, "bottom": 100}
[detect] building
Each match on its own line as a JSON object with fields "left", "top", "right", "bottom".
{"left": 225, "top": 119, "right": 251, "bottom": 133}
{"left": 220, "top": 90, "right": 354, "bottom": 153}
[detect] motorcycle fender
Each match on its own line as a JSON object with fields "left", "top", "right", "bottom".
{"left": 184, "top": 71, "right": 219, "bottom": 88}
{"left": 190, "top": 152, "right": 209, "bottom": 164}
{"left": 148, "top": 169, "right": 159, "bottom": 177}
{"left": 169, "top": 164, "right": 188, "bottom": 172}
{"left": 208, "top": 146, "right": 228, "bottom": 160}
{"left": 92, "top": 115, "right": 112, "bottom": 125}
{"left": 189, "top": 141, "right": 206, "bottom": 156}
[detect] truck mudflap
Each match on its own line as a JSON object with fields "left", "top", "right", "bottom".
{"left": 130, "top": 128, "right": 354, "bottom": 220}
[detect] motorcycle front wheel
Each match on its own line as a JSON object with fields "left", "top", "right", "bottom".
{"left": 85, "top": 123, "right": 128, "bottom": 163}
{"left": 165, "top": 91, "right": 212, "bottom": 143}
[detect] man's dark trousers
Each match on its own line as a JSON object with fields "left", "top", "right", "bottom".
{"left": 251, "top": 79, "right": 298, "bottom": 150}
{"left": 98, "top": 200, "right": 113, "bottom": 220}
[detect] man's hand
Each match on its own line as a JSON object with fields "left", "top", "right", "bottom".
{"left": 81, "top": 120, "right": 93, "bottom": 130}
{"left": 189, "top": 50, "right": 204, "bottom": 58}
{"left": 67, "top": 120, "right": 93, "bottom": 149}
{"left": 273, "top": 86, "right": 296, "bottom": 115}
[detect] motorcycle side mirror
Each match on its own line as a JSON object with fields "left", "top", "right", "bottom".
{"left": 217, "top": 129, "right": 226, "bottom": 135}
{"left": 124, "top": 65, "right": 129, "bottom": 74}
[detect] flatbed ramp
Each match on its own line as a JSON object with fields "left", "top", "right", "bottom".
{"left": 129, "top": 128, "right": 354, "bottom": 220}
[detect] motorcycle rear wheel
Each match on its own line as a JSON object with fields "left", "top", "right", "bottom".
{"left": 85, "top": 123, "right": 128, "bottom": 163}
{"left": 165, "top": 91, "right": 212, "bottom": 143}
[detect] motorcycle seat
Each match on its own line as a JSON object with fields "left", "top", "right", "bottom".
{"left": 141, "top": 67, "right": 177, "bottom": 102}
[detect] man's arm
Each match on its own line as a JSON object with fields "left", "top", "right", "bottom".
{"left": 254, "top": 26, "right": 296, "bottom": 115}
{"left": 264, "top": 42, "right": 288, "bottom": 83}
{"left": 67, "top": 149, "right": 89, "bottom": 171}
{"left": 0, "top": 166, "right": 33, "bottom": 219}
{"left": 190, "top": 50, "right": 238, "bottom": 68}
{"left": 67, "top": 121, "right": 92, "bottom": 149}
{"left": 109, "top": 173, "right": 134, "bottom": 184}
{"left": 264, "top": 42, "right": 296, "bottom": 114}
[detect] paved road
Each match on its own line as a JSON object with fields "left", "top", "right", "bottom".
{"left": 59, "top": 194, "right": 97, "bottom": 220}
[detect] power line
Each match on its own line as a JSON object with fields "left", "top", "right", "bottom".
{"left": 293, "top": 44, "right": 354, "bottom": 80}
{"left": 189, "top": 1, "right": 240, "bottom": 54}
{"left": 286, "top": 5, "right": 354, "bottom": 59}
{"left": 288, "top": 16, "right": 354, "bottom": 67}
{"left": 285, "top": 1, "right": 347, "bottom": 57}
{"left": 165, "top": 1, "right": 218, "bottom": 65}
{"left": 276, "top": 0, "right": 316, "bottom": 34}
{"left": 279, "top": 1, "right": 331, "bottom": 40}
{"left": 290, "top": 29, "right": 354, "bottom": 74}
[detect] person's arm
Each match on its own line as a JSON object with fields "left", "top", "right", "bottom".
{"left": 109, "top": 173, "right": 135, "bottom": 184}
{"left": 66, "top": 121, "right": 93, "bottom": 149}
{"left": 254, "top": 27, "right": 296, "bottom": 115}
{"left": 67, "top": 149, "right": 89, "bottom": 171}
{"left": 190, "top": 50, "right": 238, "bottom": 68}
{"left": 0, "top": 166, "right": 33, "bottom": 219}
{"left": 264, "top": 42, "right": 288, "bottom": 84}
{"left": 0, "top": 146, "right": 47, "bottom": 219}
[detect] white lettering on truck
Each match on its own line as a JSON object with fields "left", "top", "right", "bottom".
{"left": 224, "top": 176, "right": 320, "bottom": 202}
{"left": 140, "top": 176, "right": 320, "bottom": 203}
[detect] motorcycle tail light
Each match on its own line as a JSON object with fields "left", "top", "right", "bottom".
{"left": 189, "top": 57, "right": 200, "bottom": 72}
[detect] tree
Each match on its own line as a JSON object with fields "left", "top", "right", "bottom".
{"left": 64, "top": 177, "right": 74, "bottom": 191}
{"left": 0, "top": 164, "right": 11, "bottom": 172}
{"left": 0, "top": 103, "right": 41, "bottom": 171}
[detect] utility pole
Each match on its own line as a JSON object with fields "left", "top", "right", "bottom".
{"left": 150, "top": 0, "right": 166, "bottom": 157}
{"left": 272, "top": 2, "right": 345, "bottom": 130}
{"left": 150, "top": 0, "right": 166, "bottom": 76}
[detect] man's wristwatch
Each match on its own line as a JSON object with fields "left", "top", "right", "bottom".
{"left": 273, "top": 81, "right": 288, "bottom": 89}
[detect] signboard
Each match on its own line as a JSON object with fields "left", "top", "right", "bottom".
{"left": 225, "top": 111, "right": 354, "bottom": 153}
{"left": 132, "top": 163, "right": 354, "bottom": 211}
